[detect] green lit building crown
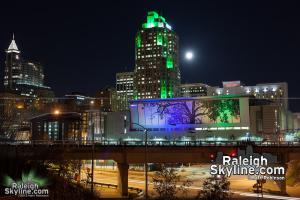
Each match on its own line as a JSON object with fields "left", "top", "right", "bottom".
{"left": 142, "top": 11, "right": 172, "bottom": 30}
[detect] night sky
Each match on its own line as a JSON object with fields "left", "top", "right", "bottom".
{"left": 0, "top": 1, "right": 300, "bottom": 110}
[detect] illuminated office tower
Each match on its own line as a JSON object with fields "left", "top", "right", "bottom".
{"left": 3, "top": 35, "right": 51, "bottom": 97}
{"left": 4, "top": 35, "right": 22, "bottom": 91}
{"left": 134, "top": 11, "right": 181, "bottom": 99}
{"left": 116, "top": 72, "right": 134, "bottom": 110}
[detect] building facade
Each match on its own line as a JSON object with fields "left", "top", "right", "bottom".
{"left": 100, "top": 96, "right": 291, "bottom": 142}
{"left": 116, "top": 72, "right": 134, "bottom": 111}
{"left": 208, "top": 81, "right": 289, "bottom": 130}
{"left": 31, "top": 112, "right": 82, "bottom": 141}
{"left": 95, "top": 87, "right": 117, "bottom": 112}
{"left": 208, "top": 81, "right": 288, "bottom": 109}
{"left": 3, "top": 35, "right": 51, "bottom": 97}
{"left": 180, "top": 83, "right": 209, "bottom": 97}
{"left": 85, "top": 109, "right": 106, "bottom": 141}
{"left": 134, "top": 11, "right": 181, "bottom": 99}
{"left": 0, "top": 92, "right": 29, "bottom": 138}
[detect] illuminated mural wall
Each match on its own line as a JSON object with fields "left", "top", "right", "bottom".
{"left": 130, "top": 97, "right": 250, "bottom": 131}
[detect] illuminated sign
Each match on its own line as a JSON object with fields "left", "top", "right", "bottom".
{"left": 222, "top": 81, "right": 241, "bottom": 88}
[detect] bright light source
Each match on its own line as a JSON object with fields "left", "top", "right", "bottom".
{"left": 16, "top": 104, "right": 24, "bottom": 109}
{"left": 90, "top": 100, "right": 94, "bottom": 104}
{"left": 185, "top": 51, "right": 194, "bottom": 60}
{"left": 54, "top": 110, "right": 60, "bottom": 115}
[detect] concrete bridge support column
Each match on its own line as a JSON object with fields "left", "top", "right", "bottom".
{"left": 279, "top": 163, "right": 287, "bottom": 195}
{"left": 117, "top": 162, "right": 129, "bottom": 196}
{"left": 278, "top": 152, "right": 288, "bottom": 195}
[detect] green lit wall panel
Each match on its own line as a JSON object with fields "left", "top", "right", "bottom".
{"left": 157, "top": 33, "right": 163, "bottom": 45}
{"left": 163, "top": 34, "right": 168, "bottom": 46}
{"left": 136, "top": 33, "right": 141, "bottom": 48}
{"left": 148, "top": 11, "right": 159, "bottom": 18}
{"left": 166, "top": 56, "right": 173, "bottom": 69}
{"left": 160, "top": 80, "right": 167, "bottom": 99}
{"left": 147, "top": 15, "right": 154, "bottom": 23}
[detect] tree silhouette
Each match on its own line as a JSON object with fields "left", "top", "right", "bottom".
{"left": 152, "top": 166, "right": 192, "bottom": 200}
{"left": 196, "top": 175, "right": 231, "bottom": 200}
{"left": 156, "top": 99, "right": 240, "bottom": 125}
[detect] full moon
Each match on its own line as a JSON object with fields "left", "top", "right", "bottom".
{"left": 185, "top": 51, "right": 194, "bottom": 60}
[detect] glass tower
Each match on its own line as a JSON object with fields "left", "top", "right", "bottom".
{"left": 3, "top": 35, "right": 50, "bottom": 97}
{"left": 4, "top": 35, "right": 22, "bottom": 91}
{"left": 134, "top": 11, "right": 181, "bottom": 99}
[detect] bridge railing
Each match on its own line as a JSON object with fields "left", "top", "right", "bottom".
{"left": 0, "top": 139, "right": 299, "bottom": 147}
{"left": 83, "top": 181, "right": 143, "bottom": 193}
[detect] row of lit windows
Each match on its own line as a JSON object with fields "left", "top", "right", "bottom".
{"left": 136, "top": 47, "right": 171, "bottom": 52}
{"left": 138, "top": 81, "right": 161, "bottom": 84}
{"left": 116, "top": 81, "right": 133, "bottom": 85}
{"left": 254, "top": 94, "right": 279, "bottom": 99}
{"left": 117, "top": 90, "right": 133, "bottom": 93}
{"left": 182, "top": 90, "right": 205, "bottom": 93}
{"left": 138, "top": 95, "right": 154, "bottom": 99}
{"left": 116, "top": 78, "right": 133, "bottom": 81}
{"left": 181, "top": 87, "right": 204, "bottom": 90}
{"left": 137, "top": 66, "right": 158, "bottom": 70}
{"left": 215, "top": 87, "right": 283, "bottom": 95}
{"left": 138, "top": 87, "right": 162, "bottom": 91}
{"left": 245, "top": 88, "right": 279, "bottom": 93}
{"left": 137, "top": 80, "right": 160, "bottom": 83}
{"left": 141, "top": 77, "right": 157, "bottom": 80}
{"left": 145, "top": 32, "right": 173, "bottom": 36}
{"left": 117, "top": 87, "right": 133, "bottom": 91}
{"left": 136, "top": 54, "right": 163, "bottom": 58}
{"left": 138, "top": 45, "right": 174, "bottom": 52}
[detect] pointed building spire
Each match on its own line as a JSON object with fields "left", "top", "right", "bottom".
{"left": 7, "top": 33, "right": 20, "bottom": 53}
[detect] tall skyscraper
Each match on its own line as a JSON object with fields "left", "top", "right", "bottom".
{"left": 134, "top": 11, "right": 181, "bottom": 99}
{"left": 3, "top": 35, "right": 50, "bottom": 97}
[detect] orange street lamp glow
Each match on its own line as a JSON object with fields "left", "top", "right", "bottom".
{"left": 54, "top": 110, "right": 60, "bottom": 115}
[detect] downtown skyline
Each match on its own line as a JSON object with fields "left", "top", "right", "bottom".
{"left": 1, "top": 1, "right": 300, "bottom": 110}
{"left": 1, "top": 2, "right": 300, "bottom": 199}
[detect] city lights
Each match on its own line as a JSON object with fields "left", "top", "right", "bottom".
{"left": 0, "top": 6, "right": 299, "bottom": 200}
{"left": 53, "top": 110, "right": 60, "bottom": 115}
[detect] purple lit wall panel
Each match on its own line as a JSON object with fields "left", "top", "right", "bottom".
{"left": 130, "top": 99, "right": 241, "bottom": 130}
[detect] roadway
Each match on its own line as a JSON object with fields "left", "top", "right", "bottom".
{"left": 2, "top": 140, "right": 300, "bottom": 197}
{"left": 82, "top": 165, "right": 300, "bottom": 199}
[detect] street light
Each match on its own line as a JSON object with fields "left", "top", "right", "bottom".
{"left": 127, "top": 119, "right": 149, "bottom": 199}
{"left": 133, "top": 124, "right": 148, "bottom": 199}
{"left": 53, "top": 109, "right": 60, "bottom": 115}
